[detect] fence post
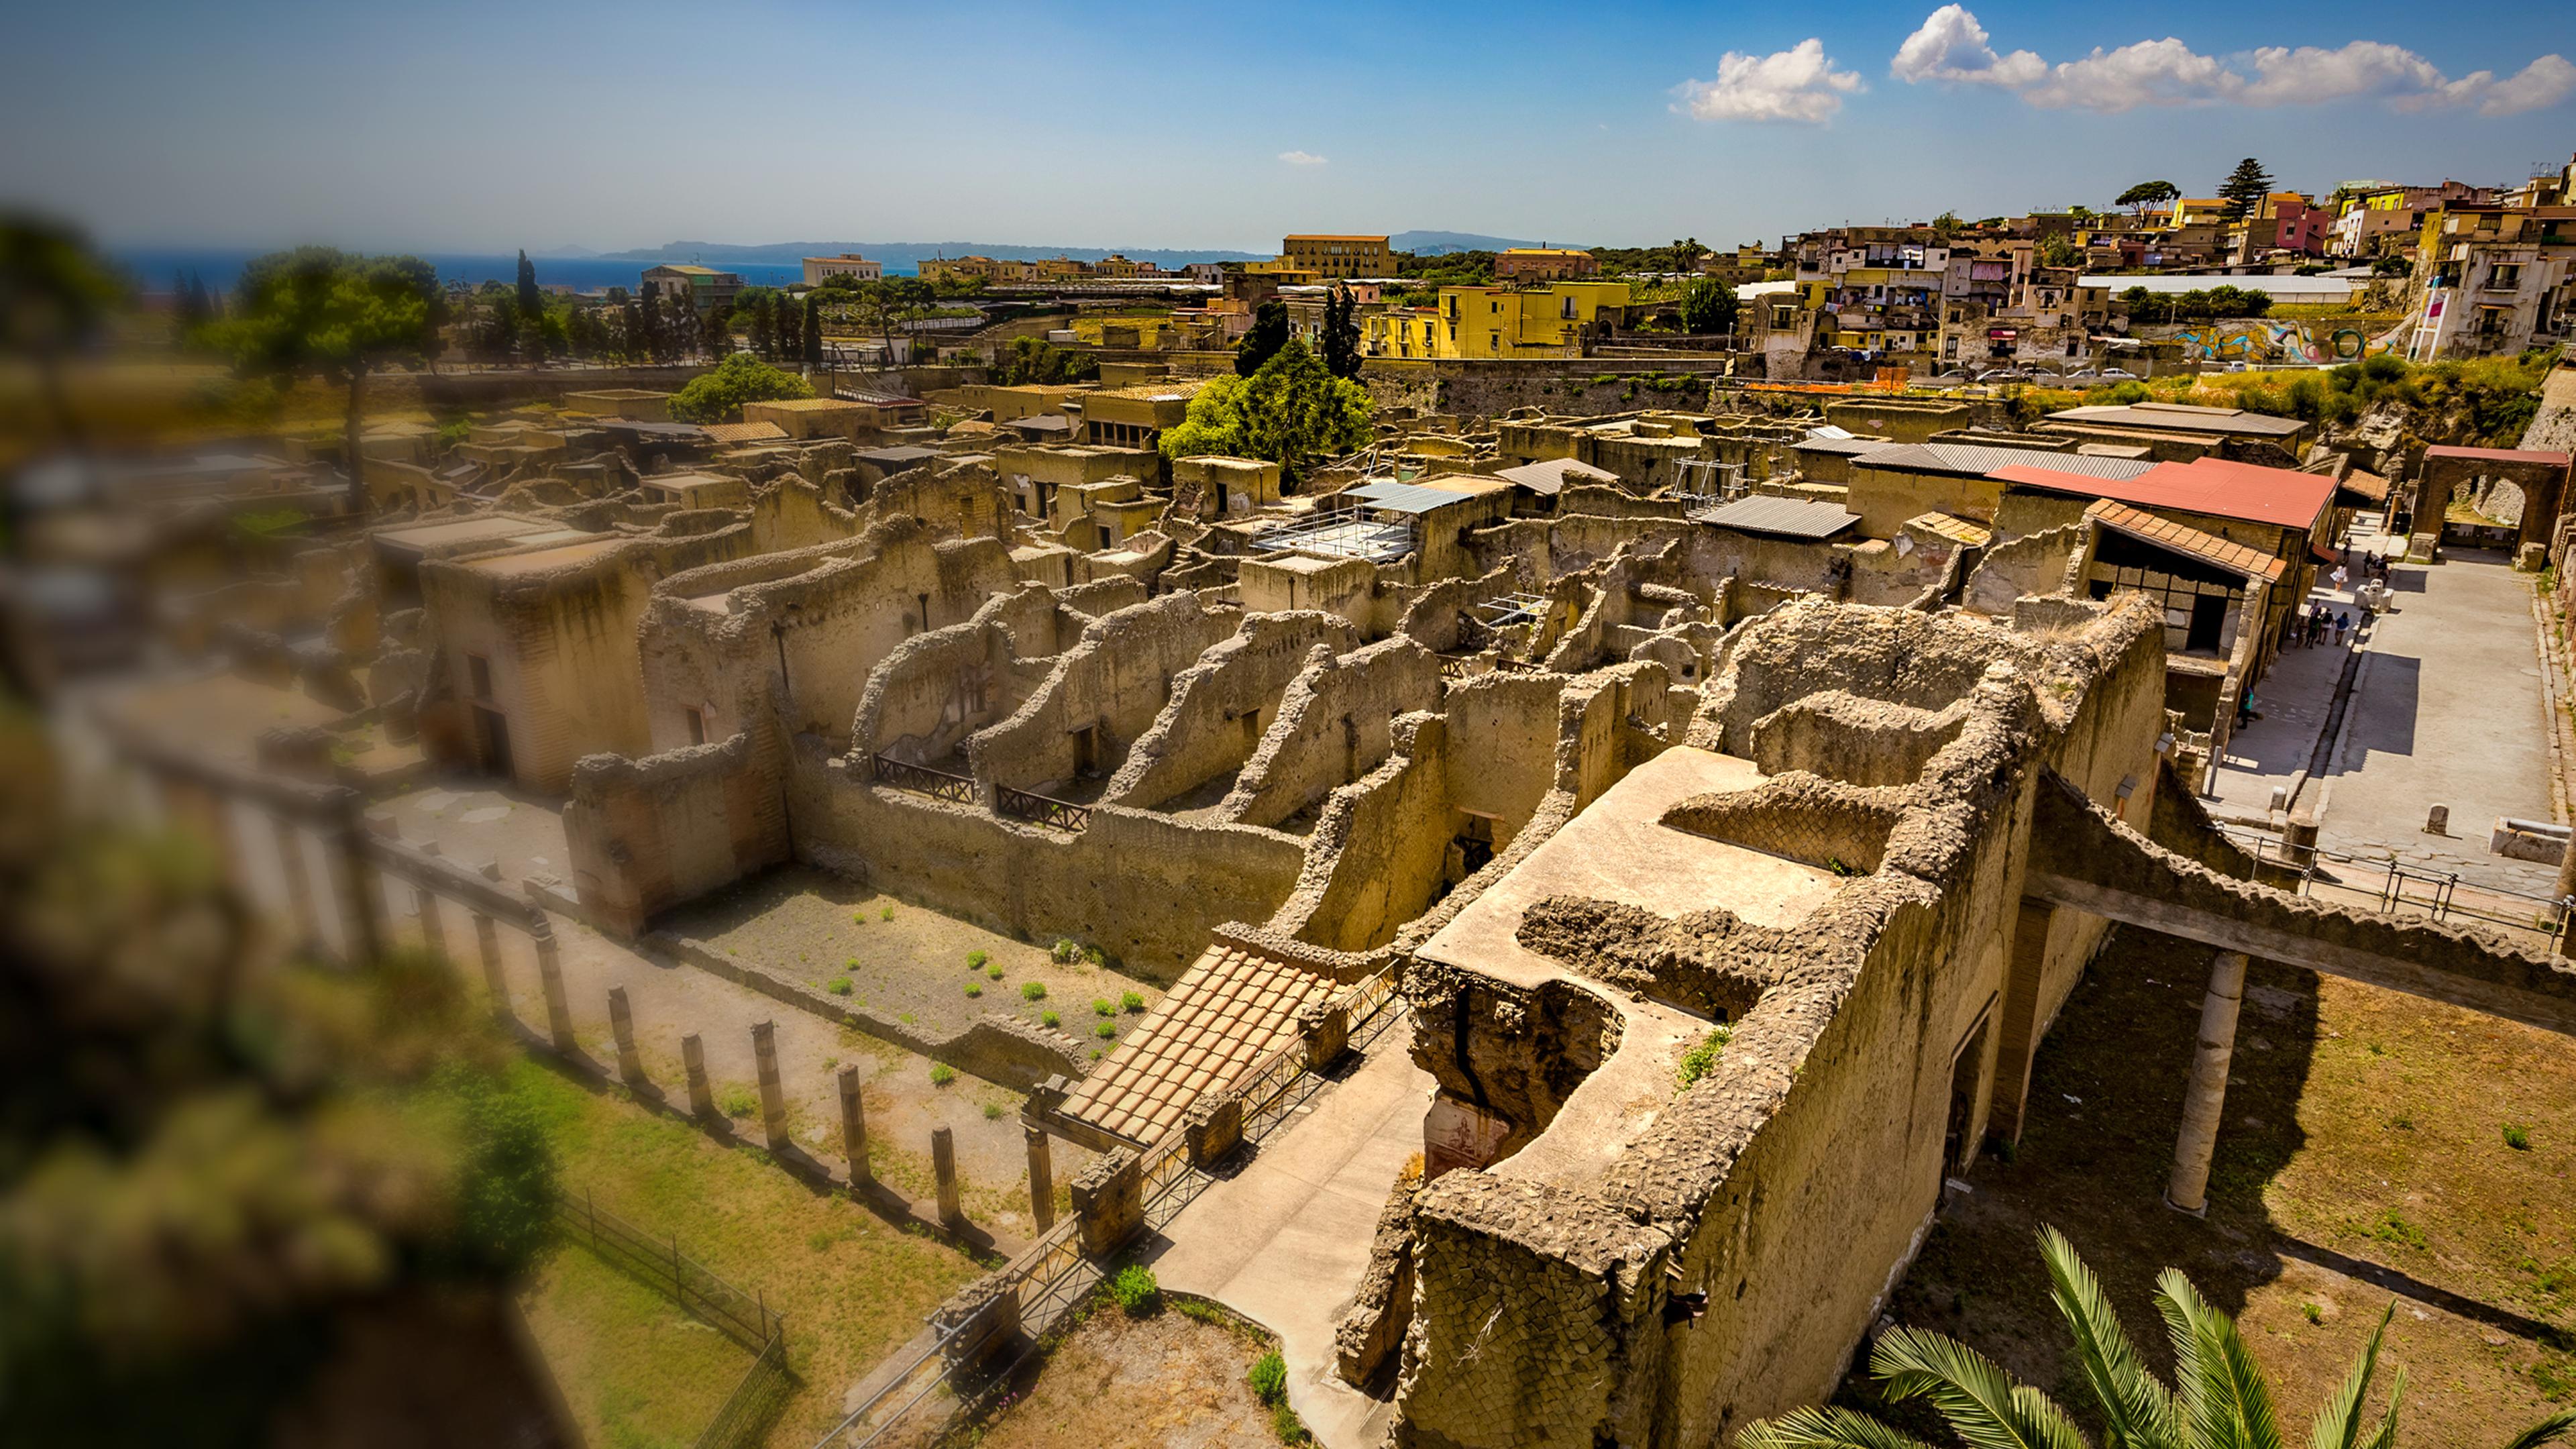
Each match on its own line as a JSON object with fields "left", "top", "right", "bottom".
{"left": 839, "top": 1065, "right": 871, "bottom": 1191}
{"left": 471, "top": 912, "right": 512, "bottom": 1024}
{"left": 272, "top": 814, "right": 319, "bottom": 952}
{"left": 752, "top": 1021, "right": 789, "bottom": 1152}
{"left": 608, "top": 985, "right": 645, "bottom": 1088}
{"left": 673, "top": 1234, "right": 686, "bottom": 1312}
{"left": 682, "top": 1033, "right": 716, "bottom": 1120}
{"left": 932, "top": 1126, "right": 963, "bottom": 1226}
{"left": 412, "top": 883, "right": 449, "bottom": 963}
{"left": 1024, "top": 1124, "right": 1055, "bottom": 1232}
{"left": 533, "top": 920, "right": 576, "bottom": 1055}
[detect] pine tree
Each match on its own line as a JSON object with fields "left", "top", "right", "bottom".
{"left": 802, "top": 294, "right": 824, "bottom": 370}
{"left": 515, "top": 250, "right": 541, "bottom": 316}
{"left": 1321, "top": 284, "right": 1362, "bottom": 380}
{"left": 749, "top": 294, "right": 775, "bottom": 359}
{"left": 2218, "top": 158, "right": 2275, "bottom": 222}
{"left": 775, "top": 292, "right": 800, "bottom": 364}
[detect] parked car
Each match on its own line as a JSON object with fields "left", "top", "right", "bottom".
{"left": 2099, "top": 368, "right": 2139, "bottom": 380}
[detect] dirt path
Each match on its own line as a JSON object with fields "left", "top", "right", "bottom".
{"left": 962, "top": 1303, "right": 1281, "bottom": 1449}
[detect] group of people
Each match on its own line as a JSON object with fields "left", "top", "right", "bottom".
{"left": 2292, "top": 601, "right": 2355, "bottom": 649}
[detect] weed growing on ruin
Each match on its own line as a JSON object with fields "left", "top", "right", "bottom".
{"left": 983, "top": 1103, "right": 1003, "bottom": 1120}
{"left": 845, "top": 957, "right": 858, "bottom": 969}
{"left": 1093, "top": 998, "right": 1114, "bottom": 1016}
{"left": 964, "top": 982, "right": 982, "bottom": 998}
{"left": 987, "top": 965, "right": 1004, "bottom": 981}
{"left": 1271, "top": 1402, "right": 1310, "bottom": 1444}
{"left": 930, "top": 1064, "right": 956, "bottom": 1087}
{"left": 967, "top": 950, "right": 988, "bottom": 970}
{"left": 1095, "top": 1021, "right": 1116, "bottom": 1040}
{"left": 1248, "top": 1350, "right": 1287, "bottom": 1405}
{"left": 2506, "top": 1123, "right": 2534, "bottom": 1150}
{"left": 1089, "top": 1049, "right": 1103, "bottom": 1061}
{"left": 1052, "top": 938, "right": 1079, "bottom": 963}
{"left": 829, "top": 978, "right": 852, "bottom": 996}
{"left": 1021, "top": 981, "right": 1046, "bottom": 1002}
{"left": 1120, "top": 991, "right": 1145, "bottom": 1014}
{"left": 1111, "top": 1265, "right": 1160, "bottom": 1316}
{"left": 881, "top": 906, "right": 894, "bottom": 921}
{"left": 1040, "top": 1010, "right": 1061, "bottom": 1028}
{"left": 718, "top": 1085, "right": 757, "bottom": 1118}
{"left": 1676, "top": 1025, "right": 1734, "bottom": 1089}
{"left": 2302, "top": 1301, "right": 2323, "bottom": 1324}
{"left": 1084, "top": 947, "right": 1107, "bottom": 967}
{"left": 853, "top": 912, "right": 864, "bottom": 924}
{"left": 898, "top": 1011, "right": 915, "bottom": 1024}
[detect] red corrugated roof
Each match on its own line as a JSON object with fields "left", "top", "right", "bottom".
{"left": 1996, "top": 456, "right": 2337, "bottom": 532}
{"left": 2424, "top": 445, "right": 2572, "bottom": 468}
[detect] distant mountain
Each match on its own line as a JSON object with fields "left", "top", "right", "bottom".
{"left": 586, "top": 240, "right": 1269, "bottom": 271}
{"left": 1388, "top": 230, "right": 1574, "bottom": 255}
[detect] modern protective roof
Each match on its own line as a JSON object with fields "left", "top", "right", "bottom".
{"left": 1689, "top": 494, "right": 1862, "bottom": 539}
{"left": 2424, "top": 445, "right": 2571, "bottom": 469}
{"left": 1494, "top": 458, "right": 1619, "bottom": 495}
{"left": 1858, "top": 442, "right": 2157, "bottom": 480}
{"left": 2044, "top": 402, "right": 2310, "bottom": 439}
{"left": 699, "top": 421, "right": 790, "bottom": 445}
{"left": 2084, "top": 499, "right": 2286, "bottom": 582}
{"left": 1342, "top": 479, "right": 1497, "bottom": 514}
{"left": 1997, "top": 456, "right": 2337, "bottom": 532}
{"left": 1054, "top": 941, "right": 1339, "bottom": 1146}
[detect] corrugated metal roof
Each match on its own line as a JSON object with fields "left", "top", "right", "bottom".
{"left": 1690, "top": 494, "right": 1861, "bottom": 539}
{"left": 2424, "top": 444, "right": 2571, "bottom": 468}
{"left": 2085, "top": 498, "right": 2286, "bottom": 582}
{"left": 2045, "top": 403, "right": 2309, "bottom": 439}
{"left": 1860, "top": 442, "right": 2157, "bottom": 480}
{"left": 1998, "top": 456, "right": 2337, "bottom": 532}
{"left": 1344, "top": 479, "right": 1489, "bottom": 514}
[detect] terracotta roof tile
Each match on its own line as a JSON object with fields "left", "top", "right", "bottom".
{"left": 1055, "top": 939, "right": 1340, "bottom": 1146}
{"left": 2084, "top": 498, "right": 2286, "bottom": 583}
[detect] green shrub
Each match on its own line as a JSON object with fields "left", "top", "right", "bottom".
{"left": 987, "top": 965, "right": 1005, "bottom": 981}
{"left": 930, "top": 1063, "right": 956, "bottom": 1087}
{"left": 1083, "top": 946, "right": 1108, "bottom": 967}
{"left": 845, "top": 957, "right": 859, "bottom": 969}
{"left": 1111, "top": 1265, "right": 1160, "bottom": 1316}
{"left": 964, "top": 982, "right": 983, "bottom": 998}
{"left": 2506, "top": 1123, "right": 2534, "bottom": 1150}
{"left": 1676, "top": 1024, "right": 1733, "bottom": 1088}
{"left": 1095, "top": 1020, "right": 1117, "bottom": 1040}
{"left": 828, "top": 977, "right": 852, "bottom": 996}
{"left": 967, "top": 949, "right": 988, "bottom": 969}
{"left": 880, "top": 905, "right": 895, "bottom": 920}
{"left": 1041, "top": 1010, "right": 1061, "bottom": 1028}
{"left": 718, "top": 1085, "right": 757, "bottom": 1118}
{"left": 1271, "top": 1401, "right": 1310, "bottom": 1444}
{"left": 1248, "top": 1350, "right": 1288, "bottom": 1405}
{"left": 983, "top": 1103, "right": 1004, "bottom": 1120}
{"left": 1022, "top": 981, "right": 1046, "bottom": 1001}
{"left": 1093, "top": 998, "right": 1114, "bottom": 1016}
{"left": 1120, "top": 990, "right": 1146, "bottom": 1014}
{"left": 1052, "top": 938, "right": 1079, "bottom": 963}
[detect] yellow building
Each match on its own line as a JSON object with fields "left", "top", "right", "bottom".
{"left": 1281, "top": 234, "right": 1394, "bottom": 278}
{"left": 1362, "top": 281, "right": 1631, "bottom": 359}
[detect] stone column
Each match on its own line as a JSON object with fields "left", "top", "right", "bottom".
{"left": 471, "top": 913, "right": 512, "bottom": 1023}
{"left": 838, "top": 1065, "right": 871, "bottom": 1191}
{"left": 682, "top": 1034, "right": 716, "bottom": 1120}
{"left": 532, "top": 922, "right": 576, "bottom": 1055}
{"left": 272, "top": 815, "right": 319, "bottom": 951}
{"left": 2166, "top": 949, "right": 2249, "bottom": 1216}
{"left": 326, "top": 822, "right": 380, "bottom": 964}
{"left": 608, "top": 986, "right": 645, "bottom": 1088}
{"left": 1024, "top": 1125, "right": 1055, "bottom": 1232}
{"left": 932, "top": 1126, "right": 962, "bottom": 1226}
{"left": 1070, "top": 1148, "right": 1142, "bottom": 1256}
{"left": 411, "top": 885, "right": 449, "bottom": 963}
{"left": 751, "top": 1022, "right": 788, "bottom": 1151}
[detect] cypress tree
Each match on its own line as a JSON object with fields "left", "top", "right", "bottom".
{"left": 515, "top": 250, "right": 541, "bottom": 315}
{"left": 802, "top": 294, "right": 824, "bottom": 370}
{"left": 775, "top": 292, "right": 800, "bottom": 363}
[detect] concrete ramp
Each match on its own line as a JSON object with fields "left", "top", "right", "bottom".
{"left": 2028, "top": 770, "right": 2576, "bottom": 1034}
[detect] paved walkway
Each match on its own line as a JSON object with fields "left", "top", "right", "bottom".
{"left": 2312, "top": 545, "right": 2560, "bottom": 895}
{"left": 1148, "top": 1026, "right": 1432, "bottom": 1449}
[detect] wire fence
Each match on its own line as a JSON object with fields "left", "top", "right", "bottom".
{"left": 810, "top": 958, "right": 1409, "bottom": 1449}
{"left": 2210, "top": 821, "right": 2571, "bottom": 953}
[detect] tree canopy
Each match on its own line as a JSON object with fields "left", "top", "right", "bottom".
{"left": 1162, "top": 339, "right": 1371, "bottom": 480}
{"left": 1321, "top": 285, "right": 1363, "bottom": 379}
{"left": 990, "top": 337, "right": 1098, "bottom": 386}
{"left": 1678, "top": 278, "right": 1739, "bottom": 335}
{"left": 667, "top": 352, "right": 813, "bottom": 423}
{"left": 1234, "top": 300, "right": 1291, "bottom": 376}
{"left": 513, "top": 249, "right": 541, "bottom": 315}
{"left": 221, "top": 247, "right": 444, "bottom": 511}
{"left": 2218, "top": 158, "right": 2275, "bottom": 221}
{"left": 0, "top": 212, "right": 124, "bottom": 445}
{"left": 2118, "top": 179, "right": 2181, "bottom": 215}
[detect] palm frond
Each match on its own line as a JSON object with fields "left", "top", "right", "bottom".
{"left": 2496, "top": 1409, "right": 2576, "bottom": 1449}
{"left": 2357, "top": 1367, "right": 2406, "bottom": 1449}
{"left": 2039, "top": 1227, "right": 2180, "bottom": 1449}
{"left": 2157, "top": 1269, "right": 2284, "bottom": 1449}
{"left": 1868, "top": 1326, "right": 2090, "bottom": 1449}
{"left": 1737, "top": 1405, "right": 1940, "bottom": 1449}
{"left": 2305, "top": 1301, "right": 2394, "bottom": 1449}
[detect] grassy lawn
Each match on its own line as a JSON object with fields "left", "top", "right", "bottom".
{"left": 1870, "top": 927, "right": 2576, "bottom": 1444}
{"left": 506, "top": 1056, "right": 986, "bottom": 1447}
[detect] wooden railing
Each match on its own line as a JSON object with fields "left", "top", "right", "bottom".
{"left": 995, "top": 783, "right": 1091, "bottom": 832}
{"left": 869, "top": 753, "right": 975, "bottom": 804}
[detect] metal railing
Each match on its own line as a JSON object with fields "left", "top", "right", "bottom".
{"left": 2210, "top": 821, "right": 2571, "bottom": 953}
{"left": 559, "top": 1189, "right": 785, "bottom": 1352}
{"left": 698, "top": 1335, "right": 794, "bottom": 1449}
{"left": 811, "top": 959, "right": 1408, "bottom": 1449}
{"left": 870, "top": 753, "right": 975, "bottom": 804}
{"left": 995, "top": 784, "right": 1092, "bottom": 832}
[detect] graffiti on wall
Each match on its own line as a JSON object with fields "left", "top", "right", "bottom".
{"left": 2160, "top": 317, "right": 2410, "bottom": 364}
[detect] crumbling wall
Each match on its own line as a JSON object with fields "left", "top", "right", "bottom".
{"left": 1269, "top": 713, "right": 1460, "bottom": 951}
{"left": 853, "top": 585, "right": 1069, "bottom": 764}
{"left": 1962, "top": 520, "right": 2085, "bottom": 617}
{"left": 1223, "top": 637, "right": 1444, "bottom": 828}
{"left": 749, "top": 476, "right": 863, "bottom": 553}
{"left": 1103, "top": 610, "right": 1361, "bottom": 810}
{"left": 967, "top": 591, "right": 1241, "bottom": 795}
{"left": 564, "top": 732, "right": 789, "bottom": 938}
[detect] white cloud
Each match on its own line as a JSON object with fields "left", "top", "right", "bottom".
{"left": 1277, "top": 150, "right": 1328, "bottom": 167}
{"left": 1678, "top": 39, "right": 1865, "bottom": 125}
{"left": 1890, "top": 5, "right": 2043, "bottom": 87}
{"left": 1886, "top": 7, "right": 2576, "bottom": 117}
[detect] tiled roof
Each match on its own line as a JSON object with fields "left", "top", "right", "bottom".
{"left": 700, "top": 421, "right": 788, "bottom": 444}
{"left": 1907, "top": 511, "right": 1993, "bottom": 547}
{"left": 2000, "top": 456, "right": 2336, "bottom": 533}
{"left": 2084, "top": 498, "right": 2286, "bottom": 582}
{"left": 1055, "top": 941, "right": 1338, "bottom": 1146}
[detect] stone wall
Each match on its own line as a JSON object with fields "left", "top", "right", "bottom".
{"left": 564, "top": 732, "right": 788, "bottom": 938}
{"left": 967, "top": 591, "right": 1242, "bottom": 796}
{"left": 1223, "top": 637, "right": 1444, "bottom": 828}
{"left": 1102, "top": 610, "right": 1360, "bottom": 810}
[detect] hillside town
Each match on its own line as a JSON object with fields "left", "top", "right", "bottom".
{"left": 9, "top": 113, "right": 2576, "bottom": 1449}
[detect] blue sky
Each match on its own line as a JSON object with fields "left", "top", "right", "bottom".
{"left": 4, "top": 0, "right": 2572, "bottom": 254}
